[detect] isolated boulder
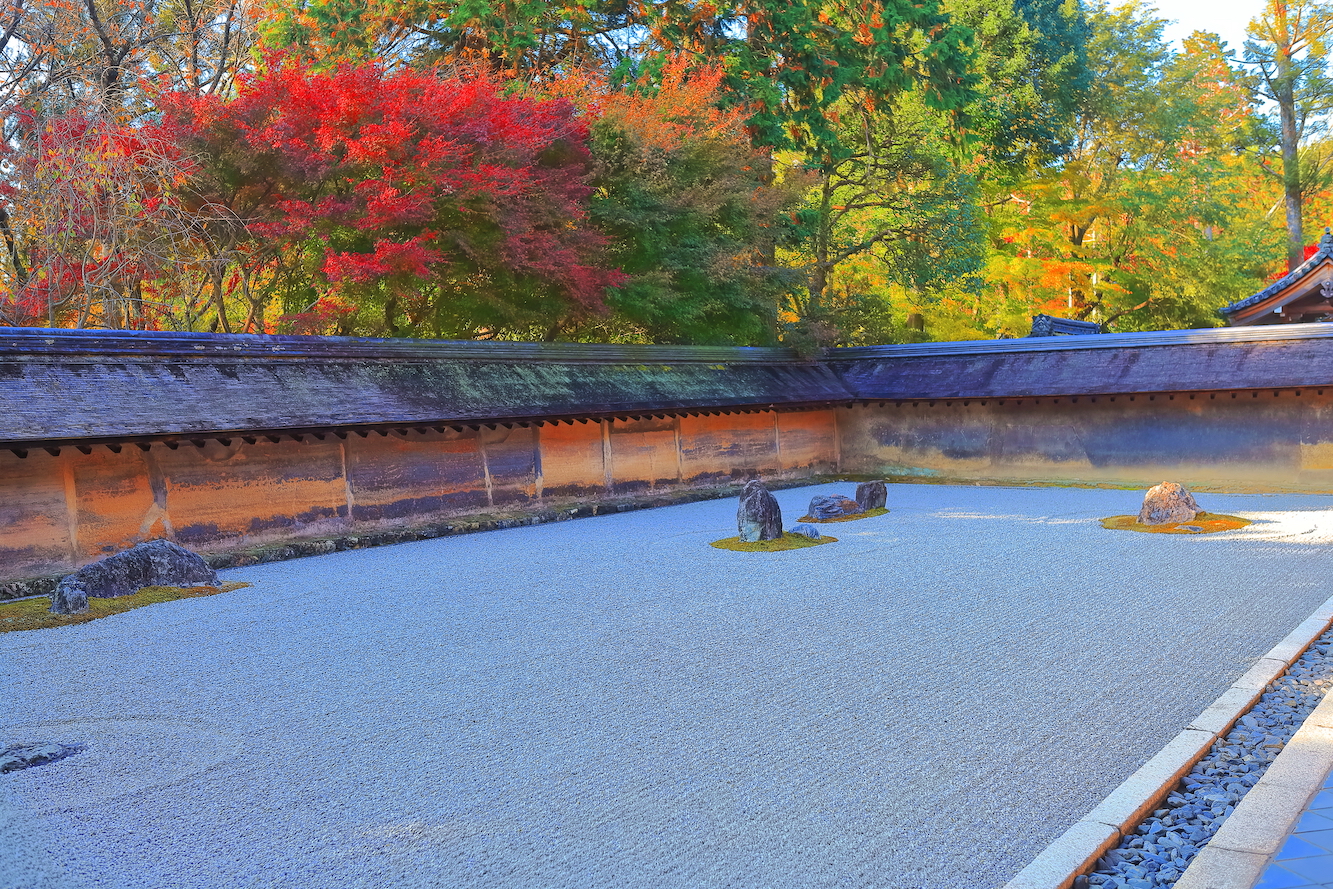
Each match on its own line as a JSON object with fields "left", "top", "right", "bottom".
{"left": 789, "top": 523, "right": 822, "bottom": 541}
{"left": 737, "top": 480, "right": 783, "bottom": 542}
{"left": 808, "top": 495, "right": 864, "bottom": 521}
{"left": 1137, "top": 482, "right": 1202, "bottom": 526}
{"left": 50, "top": 539, "right": 218, "bottom": 615}
{"left": 855, "top": 481, "right": 888, "bottom": 510}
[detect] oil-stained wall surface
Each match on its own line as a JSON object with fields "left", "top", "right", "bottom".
{"left": 0, "top": 411, "right": 839, "bottom": 580}
{"left": 838, "top": 390, "right": 1333, "bottom": 491}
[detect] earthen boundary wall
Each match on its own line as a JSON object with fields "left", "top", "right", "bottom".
{"left": 1, "top": 410, "right": 838, "bottom": 595}
{"left": 12, "top": 325, "right": 1333, "bottom": 593}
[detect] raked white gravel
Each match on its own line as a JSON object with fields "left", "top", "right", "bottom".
{"left": 5, "top": 482, "right": 1333, "bottom": 889}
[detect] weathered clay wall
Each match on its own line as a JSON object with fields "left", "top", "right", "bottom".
{"left": 17, "top": 385, "right": 1333, "bottom": 588}
{"left": 838, "top": 391, "right": 1333, "bottom": 492}
{"left": 0, "top": 410, "right": 839, "bottom": 582}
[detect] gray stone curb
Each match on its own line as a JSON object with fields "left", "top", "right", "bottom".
{"left": 1172, "top": 638, "right": 1333, "bottom": 888}
{"left": 1003, "top": 594, "right": 1333, "bottom": 889}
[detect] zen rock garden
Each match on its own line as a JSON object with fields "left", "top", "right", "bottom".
{"left": 32, "top": 479, "right": 1257, "bottom": 617}
{"left": 729, "top": 479, "right": 890, "bottom": 549}
{"left": 5, "top": 479, "right": 1311, "bottom": 889}
{"left": 729, "top": 477, "right": 1254, "bottom": 552}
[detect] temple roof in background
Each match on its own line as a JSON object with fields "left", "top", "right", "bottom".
{"left": 1221, "top": 229, "right": 1333, "bottom": 325}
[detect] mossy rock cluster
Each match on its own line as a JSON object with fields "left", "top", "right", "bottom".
{"left": 710, "top": 533, "right": 838, "bottom": 552}
{"left": 0, "top": 582, "right": 251, "bottom": 633}
{"left": 796, "top": 506, "right": 890, "bottom": 524}
{"left": 1101, "top": 513, "right": 1252, "bottom": 534}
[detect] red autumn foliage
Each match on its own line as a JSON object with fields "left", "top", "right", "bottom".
{"left": 0, "top": 110, "right": 191, "bottom": 329}
{"left": 156, "top": 57, "right": 620, "bottom": 335}
{"left": 1267, "top": 243, "right": 1320, "bottom": 279}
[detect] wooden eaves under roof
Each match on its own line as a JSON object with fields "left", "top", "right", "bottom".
{"left": 1222, "top": 228, "right": 1333, "bottom": 326}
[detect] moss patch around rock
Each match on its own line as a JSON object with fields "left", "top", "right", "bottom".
{"left": 1100, "top": 513, "right": 1252, "bottom": 534}
{"left": 796, "top": 507, "right": 890, "bottom": 524}
{"left": 710, "top": 533, "right": 838, "bottom": 552}
{"left": 0, "top": 581, "right": 252, "bottom": 633}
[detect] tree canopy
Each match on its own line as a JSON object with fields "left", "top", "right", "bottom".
{"left": 0, "top": 0, "right": 1315, "bottom": 344}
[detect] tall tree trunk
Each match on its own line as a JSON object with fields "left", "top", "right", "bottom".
{"left": 1068, "top": 223, "right": 1090, "bottom": 313}
{"left": 211, "top": 263, "right": 232, "bottom": 333}
{"left": 240, "top": 269, "right": 263, "bottom": 333}
{"left": 747, "top": 13, "right": 778, "bottom": 275}
{"left": 807, "top": 174, "right": 835, "bottom": 314}
{"left": 1278, "top": 51, "right": 1305, "bottom": 270}
{"left": 0, "top": 207, "right": 27, "bottom": 293}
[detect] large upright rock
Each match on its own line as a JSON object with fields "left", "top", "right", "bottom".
{"left": 737, "top": 480, "right": 783, "bottom": 542}
{"left": 807, "top": 495, "right": 863, "bottom": 521}
{"left": 1137, "top": 482, "right": 1202, "bottom": 525}
{"left": 50, "top": 539, "right": 218, "bottom": 615}
{"left": 855, "top": 481, "right": 888, "bottom": 510}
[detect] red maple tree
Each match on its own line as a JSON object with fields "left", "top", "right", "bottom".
{"left": 158, "top": 57, "right": 621, "bottom": 337}
{"left": 0, "top": 110, "right": 193, "bottom": 329}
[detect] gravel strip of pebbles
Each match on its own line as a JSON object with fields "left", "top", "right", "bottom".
{"left": 1085, "top": 626, "right": 1333, "bottom": 889}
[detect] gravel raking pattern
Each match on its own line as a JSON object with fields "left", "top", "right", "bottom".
{"left": 1090, "top": 628, "right": 1333, "bottom": 888}
{"left": 7, "top": 483, "right": 1333, "bottom": 889}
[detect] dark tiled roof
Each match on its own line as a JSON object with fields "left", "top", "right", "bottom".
{"left": 826, "top": 324, "right": 1333, "bottom": 399}
{"left": 1027, "top": 314, "right": 1102, "bottom": 336}
{"left": 0, "top": 327, "right": 805, "bottom": 363}
{"left": 1221, "top": 228, "right": 1333, "bottom": 318}
{"left": 1, "top": 329, "right": 846, "bottom": 447}
{"left": 11, "top": 324, "right": 1333, "bottom": 447}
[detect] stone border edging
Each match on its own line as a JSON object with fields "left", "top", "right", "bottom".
{"left": 1172, "top": 638, "right": 1333, "bottom": 888}
{"left": 1002, "top": 594, "right": 1333, "bottom": 889}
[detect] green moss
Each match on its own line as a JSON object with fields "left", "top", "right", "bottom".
{"left": 0, "top": 581, "right": 252, "bottom": 633}
{"left": 710, "top": 533, "right": 837, "bottom": 552}
{"left": 796, "top": 506, "right": 890, "bottom": 524}
{"left": 1100, "top": 512, "right": 1252, "bottom": 534}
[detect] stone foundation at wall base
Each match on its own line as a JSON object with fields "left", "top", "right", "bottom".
{"left": 864, "top": 470, "right": 1333, "bottom": 499}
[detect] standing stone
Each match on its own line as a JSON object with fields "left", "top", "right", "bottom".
{"left": 737, "top": 480, "right": 783, "bottom": 542}
{"left": 50, "top": 539, "right": 219, "bottom": 615}
{"left": 1137, "top": 482, "right": 1202, "bottom": 525}
{"left": 807, "top": 495, "right": 864, "bottom": 521}
{"left": 855, "top": 481, "right": 888, "bottom": 510}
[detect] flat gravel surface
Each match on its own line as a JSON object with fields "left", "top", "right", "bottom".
{"left": 5, "top": 483, "right": 1333, "bottom": 889}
